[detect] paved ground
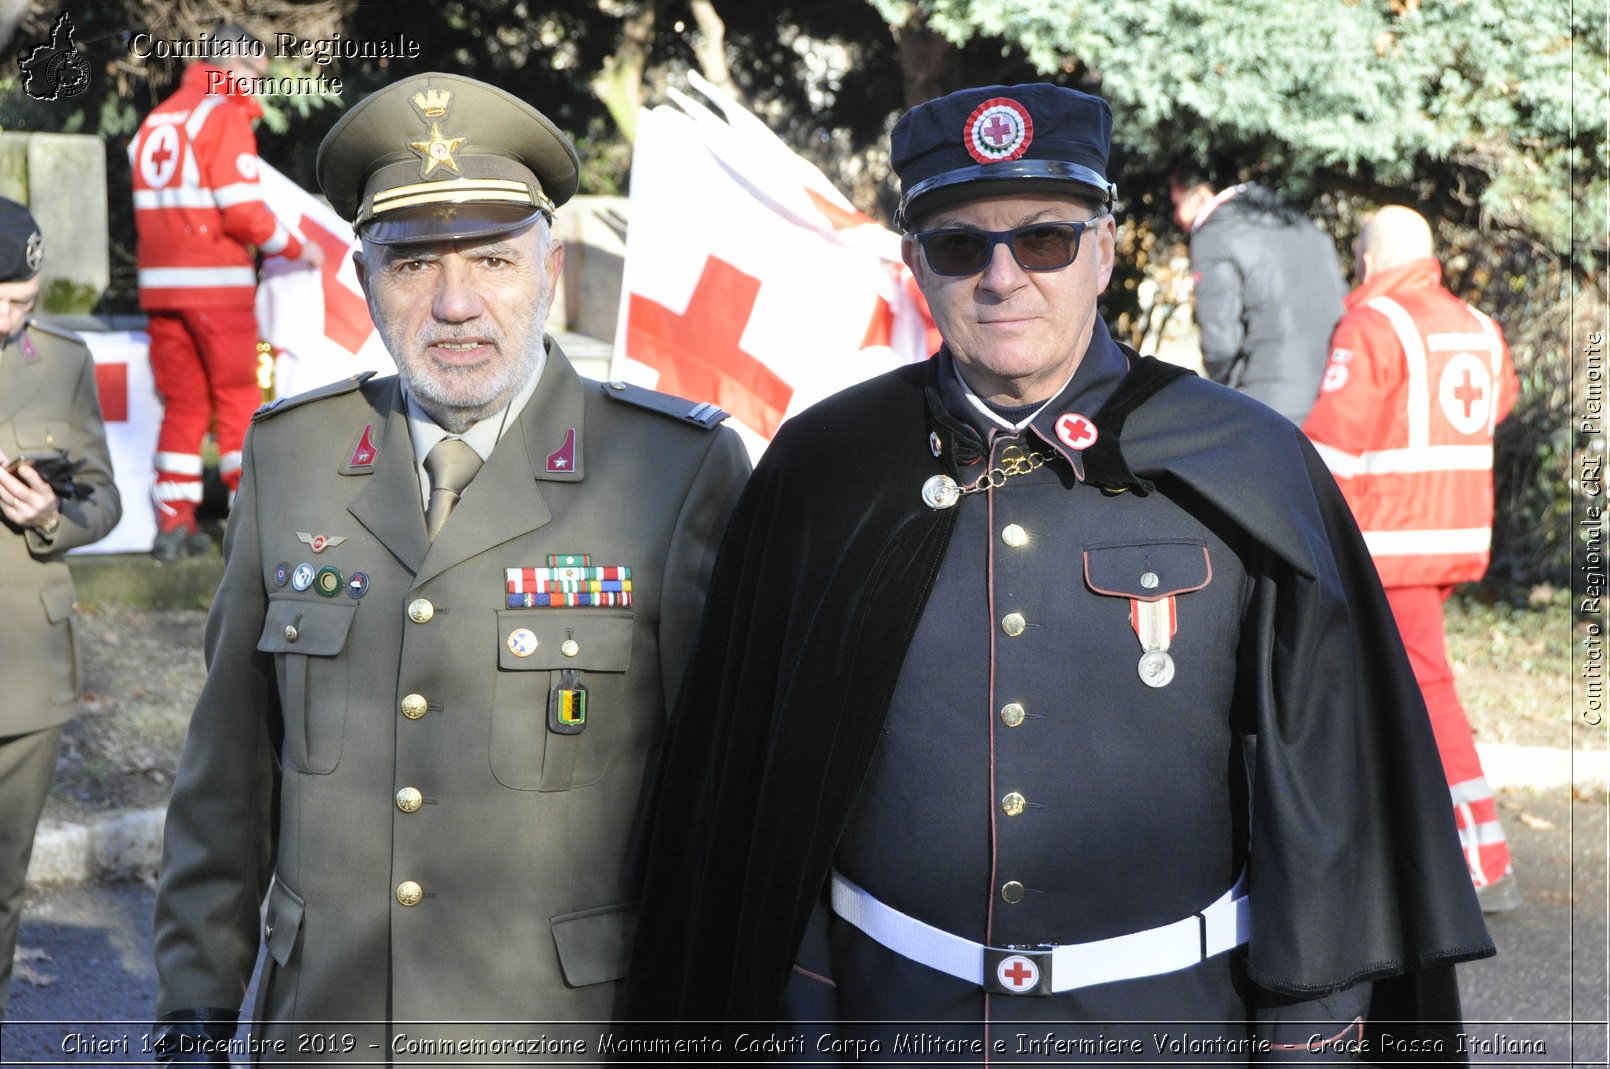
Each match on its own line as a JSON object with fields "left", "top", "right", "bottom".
{"left": 3, "top": 786, "right": 1605, "bottom": 1067}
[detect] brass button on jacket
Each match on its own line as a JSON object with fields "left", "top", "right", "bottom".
{"left": 1001, "top": 523, "right": 1028, "bottom": 548}
{"left": 1001, "top": 880, "right": 1026, "bottom": 904}
{"left": 1000, "top": 702, "right": 1026, "bottom": 728}
{"left": 395, "top": 787, "right": 423, "bottom": 813}
{"left": 1001, "top": 791, "right": 1027, "bottom": 817}
{"left": 1001, "top": 612, "right": 1026, "bottom": 637}
{"left": 283, "top": 624, "right": 299, "bottom": 643}
{"left": 400, "top": 693, "right": 428, "bottom": 720}
{"left": 407, "top": 598, "right": 435, "bottom": 624}
{"left": 395, "top": 881, "right": 423, "bottom": 906}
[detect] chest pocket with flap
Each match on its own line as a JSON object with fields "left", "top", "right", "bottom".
{"left": 492, "top": 609, "right": 633, "bottom": 791}
{"left": 258, "top": 597, "right": 358, "bottom": 774}
{"left": 1083, "top": 539, "right": 1212, "bottom": 601}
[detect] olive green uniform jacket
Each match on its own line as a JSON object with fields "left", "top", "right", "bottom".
{"left": 154, "top": 346, "right": 748, "bottom": 1060}
{"left": 0, "top": 320, "right": 121, "bottom": 735}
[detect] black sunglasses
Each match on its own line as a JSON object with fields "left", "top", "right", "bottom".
{"left": 912, "top": 219, "right": 1097, "bottom": 277}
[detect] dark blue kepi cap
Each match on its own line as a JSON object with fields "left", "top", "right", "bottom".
{"left": 891, "top": 84, "right": 1115, "bottom": 230}
{"left": 0, "top": 198, "right": 44, "bottom": 283}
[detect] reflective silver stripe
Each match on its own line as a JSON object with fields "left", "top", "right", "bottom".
{"left": 154, "top": 452, "right": 206, "bottom": 476}
{"left": 218, "top": 451, "right": 244, "bottom": 476}
{"left": 212, "top": 182, "right": 267, "bottom": 208}
{"left": 1450, "top": 776, "right": 1496, "bottom": 805}
{"left": 134, "top": 188, "right": 218, "bottom": 210}
{"left": 1468, "top": 306, "right": 1506, "bottom": 435}
{"left": 152, "top": 482, "right": 204, "bottom": 503}
{"left": 1366, "top": 296, "right": 1430, "bottom": 449}
{"left": 1314, "top": 442, "right": 1493, "bottom": 478}
{"left": 1362, "top": 527, "right": 1491, "bottom": 557}
{"left": 260, "top": 223, "right": 292, "bottom": 255}
{"left": 138, "top": 266, "right": 258, "bottom": 289}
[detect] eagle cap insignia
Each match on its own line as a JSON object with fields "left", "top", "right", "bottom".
{"left": 409, "top": 87, "right": 453, "bottom": 119}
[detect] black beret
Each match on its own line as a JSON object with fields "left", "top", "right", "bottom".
{"left": 316, "top": 72, "right": 580, "bottom": 244}
{"left": 891, "top": 84, "right": 1115, "bottom": 230}
{"left": 0, "top": 198, "right": 44, "bottom": 283}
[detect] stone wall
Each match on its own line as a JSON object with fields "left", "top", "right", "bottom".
{"left": 0, "top": 131, "right": 108, "bottom": 313}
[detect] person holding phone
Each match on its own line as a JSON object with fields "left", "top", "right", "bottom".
{"left": 0, "top": 197, "right": 121, "bottom": 1020}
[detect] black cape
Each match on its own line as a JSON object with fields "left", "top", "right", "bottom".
{"left": 627, "top": 353, "right": 1493, "bottom": 1050}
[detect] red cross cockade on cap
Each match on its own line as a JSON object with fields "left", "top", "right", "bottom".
{"left": 965, "top": 98, "right": 1033, "bottom": 164}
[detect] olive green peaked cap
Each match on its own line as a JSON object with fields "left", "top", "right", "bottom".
{"left": 317, "top": 72, "right": 580, "bottom": 244}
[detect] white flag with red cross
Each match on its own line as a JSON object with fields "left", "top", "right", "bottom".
{"left": 254, "top": 161, "right": 396, "bottom": 398}
{"left": 611, "top": 72, "right": 936, "bottom": 458}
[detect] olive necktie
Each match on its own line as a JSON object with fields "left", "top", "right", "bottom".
{"left": 423, "top": 438, "right": 483, "bottom": 540}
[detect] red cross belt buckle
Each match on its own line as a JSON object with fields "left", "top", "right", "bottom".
{"left": 984, "top": 947, "right": 1054, "bottom": 996}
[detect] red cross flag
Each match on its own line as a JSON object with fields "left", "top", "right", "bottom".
{"left": 612, "top": 72, "right": 936, "bottom": 457}
{"left": 255, "top": 161, "right": 397, "bottom": 398}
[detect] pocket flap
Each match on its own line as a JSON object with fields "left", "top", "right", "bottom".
{"left": 1084, "top": 540, "right": 1211, "bottom": 601}
{"left": 264, "top": 878, "right": 306, "bottom": 968}
{"left": 550, "top": 901, "right": 637, "bottom": 988}
{"left": 497, "top": 610, "right": 633, "bottom": 672}
{"left": 14, "top": 420, "right": 69, "bottom": 449}
{"left": 39, "top": 578, "right": 76, "bottom": 623}
{"left": 257, "top": 598, "right": 358, "bottom": 656}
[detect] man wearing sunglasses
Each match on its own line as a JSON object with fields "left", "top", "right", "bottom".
{"left": 630, "top": 84, "right": 1492, "bottom": 1057}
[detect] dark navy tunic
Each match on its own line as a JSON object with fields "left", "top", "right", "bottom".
{"left": 827, "top": 329, "right": 1265, "bottom": 1057}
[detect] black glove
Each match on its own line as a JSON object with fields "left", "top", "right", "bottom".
{"left": 10, "top": 449, "right": 95, "bottom": 502}
{"left": 152, "top": 1008, "right": 239, "bottom": 1065}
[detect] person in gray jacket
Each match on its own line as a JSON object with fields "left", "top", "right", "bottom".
{"left": 1170, "top": 170, "right": 1347, "bottom": 423}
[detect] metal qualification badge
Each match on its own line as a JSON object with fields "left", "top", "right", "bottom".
{"left": 1130, "top": 588, "right": 1178, "bottom": 688}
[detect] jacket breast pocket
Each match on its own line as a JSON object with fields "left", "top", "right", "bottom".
{"left": 1083, "top": 539, "right": 1212, "bottom": 602}
{"left": 14, "top": 419, "right": 70, "bottom": 450}
{"left": 257, "top": 597, "right": 357, "bottom": 774}
{"left": 491, "top": 609, "right": 632, "bottom": 791}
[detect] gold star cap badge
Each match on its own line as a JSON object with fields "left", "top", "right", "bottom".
{"left": 410, "top": 122, "right": 467, "bottom": 177}
{"left": 316, "top": 72, "right": 580, "bottom": 244}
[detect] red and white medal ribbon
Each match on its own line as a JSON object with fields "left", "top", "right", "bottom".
{"left": 1129, "top": 596, "right": 1178, "bottom": 688}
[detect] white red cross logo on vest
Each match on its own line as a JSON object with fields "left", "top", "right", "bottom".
{"left": 964, "top": 98, "right": 1034, "bottom": 164}
{"left": 1438, "top": 352, "right": 1493, "bottom": 435}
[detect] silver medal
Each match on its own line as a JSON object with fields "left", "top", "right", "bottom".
{"left": 1138, "top": 649, "right": 1175, "bottom": 688}
{"left": 921, "top": 474, "right": 960, "bottom": 510}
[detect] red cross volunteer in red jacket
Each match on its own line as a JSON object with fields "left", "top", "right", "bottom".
{"left": 1303, "top": 204, "right": 1522, "bottom": 913}
{"left": 129, "top": 23, "right": 321, "bottom": 560}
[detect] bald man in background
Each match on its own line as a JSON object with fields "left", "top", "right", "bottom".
{"left": 1304, "top": 205, "right": 1522, "bottom": 912}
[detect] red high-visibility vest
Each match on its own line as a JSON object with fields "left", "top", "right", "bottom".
{"left": 1303, "top": 259, "right": 1518, "bottom": 588}
{"left": 130, "top": 63, "right": 301, "bottom": 309}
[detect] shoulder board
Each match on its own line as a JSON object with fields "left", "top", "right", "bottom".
{"left": 599, "top": 380, "right": 729, "bottom": 430}
{"left": 253, "top": 371, "right": 378, "bottom": 423}
{"left": 27, "top": 319, "right": 85, "bottom": 344}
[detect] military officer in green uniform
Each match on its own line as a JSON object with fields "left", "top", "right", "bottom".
{"left": 152, "top": 73, "right": 750, "bottom": 1062}
{"left": 0, "top": 198, "right": 121, "bottom": 1019}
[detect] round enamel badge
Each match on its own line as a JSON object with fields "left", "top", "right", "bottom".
{"left": 291, "top": 563, "right": 316, "bottom": 592}
{"left": 1054, "top": 412, "right": 1098, "bottom": 451}
{"left": 507, "top": 628, "right": 539, "bottom": 658}
{"left": 965, "top": 98, "right": 1033, "bottom": 164}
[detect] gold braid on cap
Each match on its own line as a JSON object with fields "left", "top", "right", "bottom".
{"left": 365, "top": 179, "right": 556, "bottom": 222}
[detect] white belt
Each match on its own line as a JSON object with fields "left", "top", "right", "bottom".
{"left": 829, "top": 869, "right": 1250, "bottom": 996}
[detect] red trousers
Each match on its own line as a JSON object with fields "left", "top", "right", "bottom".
{"left": 146, "top": 307, "right": 259, "bottom": 531}
{"left": 1384, "top": 584, "right": 1512, "bottom": 887}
